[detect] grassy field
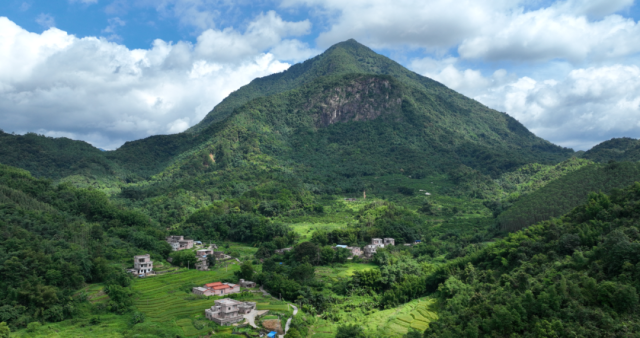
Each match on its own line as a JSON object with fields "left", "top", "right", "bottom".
{"left": 290, "top": 222, "right": 345, "bottom": 243}
{"left": 315, "top": 263, "right": 376, "bottom": 282}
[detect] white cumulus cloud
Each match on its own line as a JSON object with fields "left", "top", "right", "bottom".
{"left": 284, "top": 0, "right": 640, "bottom": 64}
{"left": 0, "top": 14, "right": 314, "bottom": 149}
{"left": 411, "top": 59, "right": 640, "bottom": 150}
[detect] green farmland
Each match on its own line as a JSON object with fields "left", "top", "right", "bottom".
{"left": 307, "top": 297, "right": 438, "bottom": 337}
{"left": 315, "top": 263, "right": 376, "bottom": 282}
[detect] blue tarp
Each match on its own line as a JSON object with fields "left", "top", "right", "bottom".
{"left": 267, "top": 332, "right": 277, "bottom": 338}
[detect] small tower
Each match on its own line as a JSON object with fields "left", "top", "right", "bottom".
{"left": 363, "top": 190, "right": 366, "bottom": 200}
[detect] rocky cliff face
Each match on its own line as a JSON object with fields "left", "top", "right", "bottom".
{"left": 306, "top": 77, "right": 403, "bottom": 127}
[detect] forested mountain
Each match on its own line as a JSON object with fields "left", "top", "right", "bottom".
{"left": 0, "top": 40, "right": 572, "bottom": 184}
{"left": 496, "top": 161, "right": 640, "bottom": 232}
{"left": 187, "top": 39, "right": 448, "bottom": 132}
{"left": 424, "top": 182, "right": 640, "bottom": 337}
{"left": 582, "top": 137, "right": 640, "bottom": 163}
{"left": 0, "top": 131, "right": 119, "bottom": 180}
{"left": 0, "top": 164, "right": 169, "bottom": 328}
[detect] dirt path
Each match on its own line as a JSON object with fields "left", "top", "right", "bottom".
{"left": 279, "top": 304, "right": 298, "bottom": 338}
{"left": 258, "top": 285, "right": 298, "bottom": 338}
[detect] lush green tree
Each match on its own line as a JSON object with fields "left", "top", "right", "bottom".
{"left": 334, "top": 247, "right": 351, "bottom": 263}
{"left": 294, "top": 242, "right": 320, "bottom": 265}
{"left": 26, "top": 322, "right": 41, "bottom": 332}
{"left": 169, "top": 250, "right": 198, "bottom": 268}
{"left": 290, "top": 263, "right": 315, "bottom": 283}
{"left": 0, "top": 322, "right": 9, "bottom": 338}
{"left": 206, "top": 254, "right": 217, "bottom": 268}
{"left": 403, "top": 329, "right": 422, "bottom": 338}
{"left": 131, "top": 311, "right": 145, "bottom": 324}
{"left": 284, "top": 327, "right": 301, "bottom": 338}
{"left": 235, "top": 261, "right": 255, "bottom": 280}
{"left": 336, "top": 324, "right": 366, "bottom": 338}
{"left": 320, "top": 246, "right": 335, "bottom": 265}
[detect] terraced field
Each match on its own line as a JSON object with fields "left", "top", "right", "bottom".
{"left": 131, "top": 266, "right": 292, "bottom": 337}
{"left": 306, "top": 297, "right": 438, "bottom": 337}
{"left": 377, "top": 298, "right": 438, "bottom": 336}
{"left": 132, "top": 267, "right": 241, "bottom": 323}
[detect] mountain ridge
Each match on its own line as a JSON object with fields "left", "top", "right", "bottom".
{"left": 186, "top": 39, "right": 448, "bottom": 133}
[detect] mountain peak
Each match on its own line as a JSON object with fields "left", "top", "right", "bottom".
{"left": 187, "top": 39, "right": 442, "bottom": 133}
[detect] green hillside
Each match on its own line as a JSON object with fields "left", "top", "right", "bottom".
{"left": 0, "top": 163, "right": 170, "bottom": 330}
{"left": 424, "top": 182, "right": 640, "bottom": 337}
{"left": 112, "top": 71, "right": 574, "bottom": 226}
{"left": 0, "top": 131, "right": 119, "bottom": 179}
{"left": 582, "top": 137, "right": 640, "bottom": 163}
{"left": 497, "top": 161, "right": 640, "bottom": 231}
{"left": 0, "top": 40, "right": 572, "bottom": 188}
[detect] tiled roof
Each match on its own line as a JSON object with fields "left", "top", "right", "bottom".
{"left": 205, "top": 282, "right": 223, "bottom": 287}
{"left": 212, "top": 285, "right": 230, "bottom": 290}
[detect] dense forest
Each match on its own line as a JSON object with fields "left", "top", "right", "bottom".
{"left": 423, "top": 182, "right": 640, "bottom": 337}
{"left": 0, "top": 164, "right": 169, "bottom": 329}
{"left": 496, "top": 161, "right": 640, "bottom": 232}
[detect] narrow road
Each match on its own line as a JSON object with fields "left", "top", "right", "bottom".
{"left": 259, "top": 285, "right": 298, "bottom": 338}
{"left": 279, "top": 304, "right": 298, "bottom": 338}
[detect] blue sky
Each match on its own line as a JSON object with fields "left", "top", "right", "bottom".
{"left": 1, "top": 0, "right": 640, "bottom": 150}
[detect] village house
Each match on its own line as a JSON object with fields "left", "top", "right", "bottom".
{"left": 193, "top": 279, "right": 255, "bottom": 295}
{"left": 204, "top": 299, "right": 256, "bottom": 325}
{"left": 192, "top": 282, "right": 240, "bottom": 296}
{"left": 195, "top": 256, "right": 209, "bottom": 271}
{"left": 197, "top": 249, "right": 213, "bottom": 256}
{"left": 371, "top": 238, "right": 384, "bottom": 247}
{"left": 364, "top": 238, "right": 394, "bottom": 258}
{"left": 348, "top": 246, "right": 363, "bottom": 257}
{"left": 133, "top": 254, "right": 153, "bottom": 274}
{"left": 192, "top": 286, "right": 215, "bottom": 296}
{"left": 166, "top": 236, "right": 195, "bottom": 251}
{"left": 334, "top": 245, "right": 363, "bottom": 258}
{"left": 239, "top": 279, "right": 257, "bottom": 288}
{"left": 364, "top": 245, "right": 377, "bottom": 258}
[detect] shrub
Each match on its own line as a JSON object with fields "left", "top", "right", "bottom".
{"left": 26, "top": 322, "right": 41, "bottom": 332}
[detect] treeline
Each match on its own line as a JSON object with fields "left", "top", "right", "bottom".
{"left": 423, "top": 182, "right": 640, "bottom": 337}
{"left": 0, "top": 131, "right": 118, "bottom": 179}
{"left": 581, "top": 137, "right": 640, "bottom": 163}
{"left": 0, "top": 164, "right": 169, "bottom": 330}
{"left": 497, "top": 161, "right": 640, "bottom": 232}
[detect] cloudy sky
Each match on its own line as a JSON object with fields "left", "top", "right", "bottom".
{"left": 1, "top": 0, "right": 640, "bottom": 150}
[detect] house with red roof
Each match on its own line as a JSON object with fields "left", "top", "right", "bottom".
{"left": 193, "top": 281, "right": 240, "bottom": 296}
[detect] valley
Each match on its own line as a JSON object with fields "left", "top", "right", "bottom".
{"left": 1, "top": 39, "right": 640, "bottom": 338}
